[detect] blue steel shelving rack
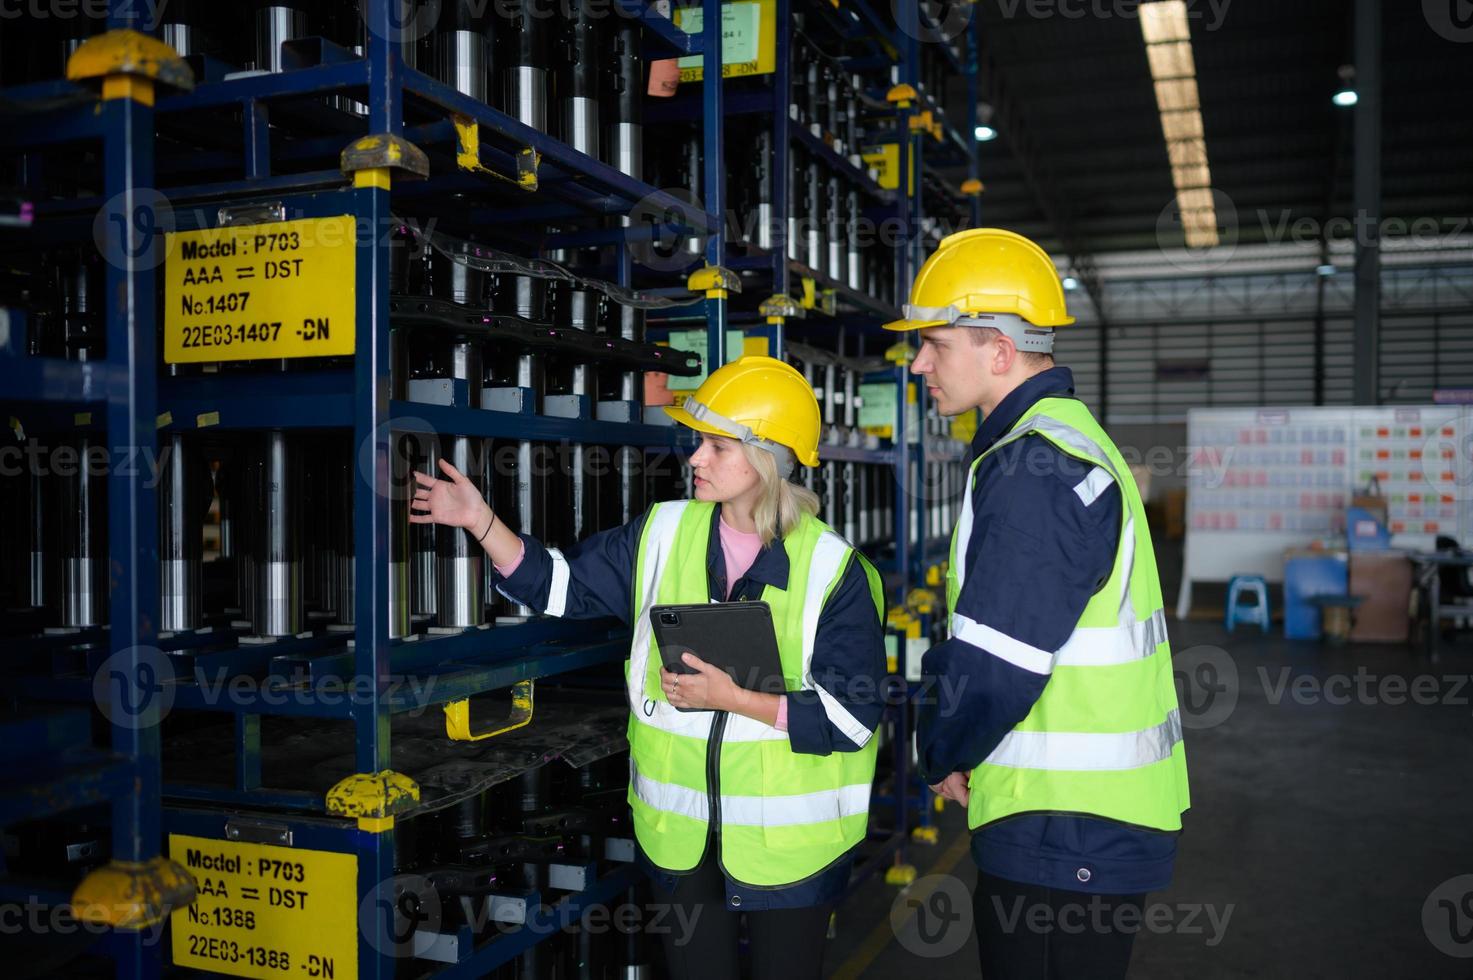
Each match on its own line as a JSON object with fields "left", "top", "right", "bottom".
{"left": 0, "top": 1, "right": 723, "bottom": 978}
{"left": 0, "top": 11, "right": 189, "bottom": 980}
{"left": 0, "top": 0, "right": 981, "bottom": 975}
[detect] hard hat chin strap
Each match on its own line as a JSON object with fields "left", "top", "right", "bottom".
{"left": 956, "top": 312, "right": 1056, "bottom": 354}
{"left": 683, "top": 399, "right": 798, "bottom": 479}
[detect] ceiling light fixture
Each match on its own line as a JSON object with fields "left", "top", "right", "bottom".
{"left": 1334, "top": 64, "right": 1358, "bottom": 108}
{"left": 1140, "top": 0, "right": 1218, "bottom": 248}
{"left": 974, "top": 124, "right": 998, "bottom": 142}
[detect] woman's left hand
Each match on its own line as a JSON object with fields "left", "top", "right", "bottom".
{"left": 660, "top": 653, "right": 738, "bottom": 711}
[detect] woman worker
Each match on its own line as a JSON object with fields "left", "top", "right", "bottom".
{"left": 410, "top": 355, "right": 887, "bottom": 980}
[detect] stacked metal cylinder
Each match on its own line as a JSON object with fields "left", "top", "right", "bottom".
{"left": 787, "top": 347, "right": 897, "bottom": 553}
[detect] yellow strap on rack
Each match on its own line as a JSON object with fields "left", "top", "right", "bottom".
{"left": 454, "top": 114, "right": 540, "bottom": 191}
{"left": 444, "top": 681, "right": 535, "bottom": 741}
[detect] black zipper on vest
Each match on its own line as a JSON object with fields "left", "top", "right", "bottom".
{"left": 706, "top": 709, "right": 728, "bottom": 842}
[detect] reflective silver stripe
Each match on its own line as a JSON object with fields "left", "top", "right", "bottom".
{"left": 949, "top": 457, "right": 983, "bottom": 600}
{"left": 983, "top": 710, "right": 1183, "bottom": 772}
{"left": 902, "top": 301, "right": 967, "bottom": 323}
{"left": 683, "top": 398, "right": 797, "bottom": 477}
{"left": 719, "top": 782, "right": 872, "bottom": 827}
{"left": 994, "top": 415, "right": 1122, "bottom": 484}
{"left": 800, "top": 531, "right": 875, "bottom": 748}
{"left": 630, "top": 762, "right": 871, "bottom": 828}
{"left": 629, "top": 757, "right": 708, "bottom": 821}
{"left": 544, "top": 548, "right": 571, "bottom": 617}
{"left": 628, "top": 501, "right": 691, "bottom": 712}
{"left": 950, "top": 611, "right": 1054, "bottom": 675}
{"left": 1054, "top": 608, "right": 1170, "bottom": 667}
{"left": 723, "top": 712, "right": 788, "bottom": 742}
{"left": 1073, "top": 466, "right": 1113, "bottom": 507}
{"left": 954, "top": 313, "right": 1056, "bottom": 353}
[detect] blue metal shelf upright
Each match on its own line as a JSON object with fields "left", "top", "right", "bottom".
{"left": 1, "top": 0, "right": 725, "bottom": 977}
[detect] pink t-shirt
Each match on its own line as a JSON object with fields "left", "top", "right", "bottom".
{"left": 494, "top": 514, "right": 790, "bottom": 731}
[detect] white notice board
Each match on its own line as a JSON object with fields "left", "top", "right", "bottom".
{"left": 1176, "top": 405, "right": 1473, "bottom": 617}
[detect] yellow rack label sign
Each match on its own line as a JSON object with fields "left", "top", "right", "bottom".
{"left": 168, "top": 833, "right": 358, "bottom": 980}
{"left": 675, "top": 0, "right": 776, "bottom": 80}
{"left": 164, "top": 215, "right": 357, "bottom": 363}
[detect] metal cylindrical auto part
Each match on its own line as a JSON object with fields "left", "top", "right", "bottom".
{"left": 502, "top": 0, "right": 548, "bottom": 133}
{"left": 429, "top": 246, "right": 488, "bottom": 308}
{"left": 248, "top": 430, "right": 302, "bottom": 637}
{"left": 846, "top": 189, "right": 863, "bottom": 290}
{"left": 436, "top": 343, "right": 485, "bottom": 629}
{"left": 827, "top": 174, "right": 844, "bottom": 281}
{"left": 788, "top": 151, "right": 801, "bottom": 262}
{"left": 29, "top": 469, "right": 46, "bottom": 610}
{"left": 806, "top": 160, "right": 823, "bottom": 270}
{"left": 160, "top": 432, "right": 204, "bottom": 633}
{"left": 842, "top": 461, "right": 856, "bottom": 543}
{"left": 58, "top": 251, "right": 101, "bottom": 363}
{"left": 561, "top": 0, "right": 600, "bottom": 157}
{"left": 58, "top": 437, "right": 105, "bottom": 628}
{"left": 256, "top": 5, "right": 309, "bottom": 74}
{"left": 434, "top": 28, "right": 489, "bottom": 103}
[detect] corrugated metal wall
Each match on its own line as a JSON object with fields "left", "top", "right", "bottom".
{"left": 1054, "top": 262, "right": 1473, "bottom": 422}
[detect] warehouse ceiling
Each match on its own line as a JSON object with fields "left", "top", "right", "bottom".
{"left": 943, "top": 0, "right": 1473, "bottom": 264}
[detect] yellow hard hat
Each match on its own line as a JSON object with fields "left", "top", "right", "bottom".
{"left": 664, "top": 355, "right": 821, "bottom": 473}
{"left": 883, "top": 228, "right": 1075, "bottom": 335}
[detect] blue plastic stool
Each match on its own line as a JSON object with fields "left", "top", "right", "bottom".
{"left": 1225, "top": 575, "right": 1271, "bottom": 633}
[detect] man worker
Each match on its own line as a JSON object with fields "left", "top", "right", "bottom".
{"left": 884, "top": 228, "right": 1190, "bottom": 979}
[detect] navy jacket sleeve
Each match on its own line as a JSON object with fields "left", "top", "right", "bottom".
{"left": 490, "top": 511, "right": 649, "bottom": 624}
{"left": 786, "top": 554, "right": 888, "bottom": 756}
{"left": 916, "top": 437, "right": 1122, "bottom": 785}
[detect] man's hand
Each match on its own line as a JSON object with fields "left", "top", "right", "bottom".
{"left": 929, "top": 771, "right": 971, "bottom": 807}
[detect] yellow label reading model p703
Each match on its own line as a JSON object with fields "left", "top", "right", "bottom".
{"left": 168, "top": 833, "right": 358, "bottom": 980}
{"left": 164, "top": 215, "right": 357, "bottom": 363}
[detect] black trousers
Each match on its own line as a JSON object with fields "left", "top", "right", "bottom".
{"left": 649, "top": 843, "right": 832, "bottom": 980}
{"left": 973, "top": 871, "right": 1146, "bottom": 980}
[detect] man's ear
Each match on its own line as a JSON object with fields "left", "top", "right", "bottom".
{"left": 991, "top": 335, "right": 1017, "bottom": 375}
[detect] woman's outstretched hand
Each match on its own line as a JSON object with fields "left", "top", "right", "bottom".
{"left": 410, "top": 458, "right": 492, "bottom": 534}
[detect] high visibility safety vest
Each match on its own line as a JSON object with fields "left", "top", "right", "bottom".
{"left": 626, "top": 500, "right": 885, "bottom": 887}
{"left": 950, "top": 397, "right": 1190, "bottom": 832}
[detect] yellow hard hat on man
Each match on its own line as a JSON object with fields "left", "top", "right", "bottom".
{"left": 884, "top": 228, "right": 1074, "bottom": 353}
{"left": 664, "top": 355, "right": 821, "bottom": 477}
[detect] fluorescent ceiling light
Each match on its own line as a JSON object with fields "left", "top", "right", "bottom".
{"left": 1153, "top": 78, "right": 1200, "bottom": 111}
{"left": 1159, "top": 109, "right": 1204, "bottom": 141}
{"left": 1062, "top": 276, "right": 1080, "bottom": 291}
{"left": 1146, "top": 41, "right": 1195, "bottom": 80}
{"left": 974, "top": 125, "right": 998, "bottom": 142}
{"left": 1141, "top": 0, "right": 1217, "bottom": 251}
{"left": 1139, "top": 0, "right": 1190, "bottom": 43}
{"left": 1332, "top": 88, "right": 1358, "bottom": 107}
{"left": 1167, "top": 137, "right": 1208, "bottom": 165}
{"left": 1176, "top": 187, "right": 1214, "bottom": 212}
{"left": 1172, "top": 164, "right": 1211, "bottom": 188}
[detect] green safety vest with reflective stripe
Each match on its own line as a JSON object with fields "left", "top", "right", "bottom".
{"left": 625, "top": 500, "right": 885, "bottom": 887}
{"left": 948, "top": 396, "right": 1190, "bottom": 832}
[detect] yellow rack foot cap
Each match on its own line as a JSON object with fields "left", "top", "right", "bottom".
{"left": 341, "top": 134, "right": 430, "bottom": 183}
{"left": 66, "top": 29, "right": 194, "bottom": 95}
{"left": 911, "top": 826, "right": 941, "bottom": 845}
{"left": 886, "top": 864, "right": 918, "bottom": 886}
{"left": 326, "top": 770, "right": 420, "bottom": 821}
{"left": 71, "top": 856, "right": 197, "bottom": 931}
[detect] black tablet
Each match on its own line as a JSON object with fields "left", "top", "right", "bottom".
{"left": 650, "top": 601, "right": 788, "bottom": 704}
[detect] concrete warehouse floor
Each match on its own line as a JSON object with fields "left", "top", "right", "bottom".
{"left": 822, "top": 620, "right": 1473, "bottom": 979}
